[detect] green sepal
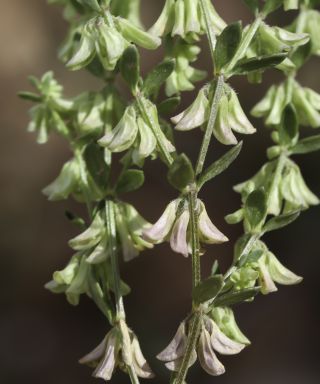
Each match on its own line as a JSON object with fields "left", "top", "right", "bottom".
{"left": 115, "top": 169, "right": 145, "bottom": 195}
{"left": 198, "top": 142, "right": 243, "bottom": 189}
{"left": 291, "top": 134, "right": 320, "bottom": 154}
{"left": 84, "top": 142, "right": 110, "bottom": 193}
{"left": 214, "top": 22, "right": 242, "bottom": 73}
{"left": 262, "top": 211, "right": 300, "bottom": 233}
{"left": 120, "top": 45, "right": 140, "bottom": 94}
{"left": 192, "top": 275, "right": 224, "bottom": 304}
{"left": 279, "top": 104, "right": 299, "bottom": 147}
{"left": 167, "top": 153, "right": 194, "bottom": 191}
{"left": 213, "top": 287, "right": 260, "bottom": 307}
{"left": 18, "top": 91, "right": 42, "bottom": 102}
{"left": 158, "top": 96, "right": 181, "bottom": 115}
{"left": 244, "top": 189, "right": 267, "bottom": 231}
{"left": 65, "top": 211, "right": 86, "bottom": 228}
{"left": 143, "top": 59, "right": 176, "bottom": 97}
{"left": 232, "top": 53, "right": 287, "bottom": 75}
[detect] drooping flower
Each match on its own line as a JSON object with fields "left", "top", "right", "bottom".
{"left": 234, "top": 158, "right": 319, "bottom": 215}
{"left": 229, "top": 239, "right": 303, "bottom": 295}
{"left": 98, "top": 101, "right": 175, "bottom": 164}
{"left": 143, "top": 199, "right": 228, "bottom": 257}
{"left": 66, "top": 15, "right": 160, "bottom": 72}
{"left": 157, "top": 315, "right": 247, "bottom": 376}
{"left": 149, "top": 0, "right": 226, "bottom": 40}
{"left": 68, "top": 202, "right": 153, "bottom": 263}
{"left": 172, "top": 84, "right": 255, "bottom": 145}
{"left": 19, "top": 71, "right": 73, "bottom": 143}
{"left": 251, "top": 80, "right": 320, "bottom": 127}
{"left": 79, "top": 325, "right": 154, "bottom": 381}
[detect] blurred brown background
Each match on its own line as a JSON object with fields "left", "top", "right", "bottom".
{"left": 1, "top": 1, "right": 320, "bottom": 383}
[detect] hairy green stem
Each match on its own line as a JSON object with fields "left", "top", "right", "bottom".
{"left": 106, "top": 200, "right": 141, "bottom": 384}
{"left": 188, "top": 188, "right": 201, "bottom": 289}
{"left": 196, "top": 74, "right": 225, "bottom": 175}
{"left": 136, "top": 95, "right": 174, "bottom": 166}
{"left": 173, "top": 312, "right": 202, "bottom": 384}
{"left": 199, "top": 0, "right": 216, "bottom": 66}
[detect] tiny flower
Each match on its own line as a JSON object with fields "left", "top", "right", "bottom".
{"left": 79, "top": 328, "right": 120, "bottom": 380}
{"left": 158, "top": 315, "right": 247, "bottom": 376}
{"left": 288, "top": 9, "right": 320, "bottom": 55}
{"left": 143, "top": 199, "right": 228, "bottom": 257}
{"left": 66, "top": 16, "right": 160, "bottom": 72}
{"left": 149, "top": 0, "right": 226, "bottom": 39}
{"left": 80, "top": 326, "right": 154, "bottom": 381}
{"left": 98, "top": 102, "right": 175, "bottom": 163}
{"left": 165, "top": 40, "right": 207, "bottom": 96}
{"left": 211, "top": 307, "right": 251, "bottom": 345}
{"left": 246, "top": 22, "right": 309, "bottom": 74}
{"left": 234, "top": 159, "right": 319, "bottom": 215}
{"left": 69, "top": 203, "right": 153, "bottom": 264}
{"left": 20, "top": 71, "right": 73, "bottom": 143}
{"left": 172, "top": 84, "right": 255, "bottom": 145}
{"left": 46, "top": 253, "right": 90, "bottom": 305}
{"left": 251, "top": 80, "right": 320, "bottom": 127}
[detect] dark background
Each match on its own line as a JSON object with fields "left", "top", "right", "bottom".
{"left": 1, "top": 1, "right": 320, "bottom": 383}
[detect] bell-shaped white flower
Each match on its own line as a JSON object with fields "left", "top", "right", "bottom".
{"left": 198, "top": 328, "right": 225, "bottom": 376}
{"left": 172, "top": 87, "right": 209, "bottom": 131}
{"left": 172, "top": 85, "right": 255, "bottom": 145}
{"left": 144, "top": 199, "right": 228, "bottom": 257}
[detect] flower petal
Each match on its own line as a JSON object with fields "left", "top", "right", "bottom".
{"left": 267, "top": 252, "right": 303, "bottom": 286}
{"left": 198, "top": 329, "right": 225, "bottom": 376}
{"left": 164, "top": 349, "right": 197, "bottom": 372}
{"left": 170, "top": 209, "right": 190, "bottom": 257}
{"left": 209, "top": 320, "right": 245, "bottom": 355}
{"left": 131, "top": 335, "right": 155, "bottom": 379}
{"left": 198, "top": 202, "right": 228, "bottom": 244}
{"left": 143, "top": 200, "right": 178, "bottom": 243}
{"left": 157, "top": 322, "right": 187, "bottom": 362}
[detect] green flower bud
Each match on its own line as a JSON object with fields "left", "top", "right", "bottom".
{"left": 211, "top": 307, "right": 251, "bottom": 345}
{"left": 165, "top": 40, "right": 206, "bottom": 96}
{"left": 288, "top": 9, "right": 320, "bottom": 55}
{"left": 267, "top": 145, "right": 282, "bottom": 159}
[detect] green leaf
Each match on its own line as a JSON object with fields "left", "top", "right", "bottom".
{"left": 263, "top": 211, "right": 300, "bottom": 233}
{"left": 262, "top": 0, "right": 283, "bottom": 16}
{"left": 244, "top": 189, "right": 267, "bottom": 230}
{"left": 279, "top": 104, "right": 299, "bottom": 147}
{"left": 120, "top": 45, "right": 140, "bottom": 94}
{"left": 214, "top": 22, "right": 242, "bottom": 72}
{"left": 18, "top": 91, "right": 42, "bottom": 102}
{"left": 291, "top": 41, "right": 312, "bottom": 70}
{"left": 192, "top": 275, "right": 224, "bottom": 304}
{"left": 84, "top": 142, "right": 110, "bottom": 191}
{"left": 291, "top": 134, "right": 320, "bottom": 155}
{"left": 143, "top": 59, "right": 176, "bottom": 97}
{"left": 198, "top": 142, "right": 243, "bottom": 189}
{"left": 213, "top": 287, "right": 260, "bottom": 307}
{"left": 167, "top": 154, "right": 194, "bottom": 191}
{"left": 243, "top": 0, "right": 260, "bottom": 12}
{"left": 116, "top": 169, "right": 145, "bottom": 195}
{"left": 211, "top": 260, "right": 219, "bottom": 276}
{"left": 158, "top": 96, "right": 181, "bottom": 115}
{"left": 238, "top": 250, "right": 264, "bottom": 267}
{"left": 232, "top": 53, "right": 287, "bottom": 75}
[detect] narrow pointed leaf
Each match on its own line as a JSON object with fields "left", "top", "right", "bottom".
{"left": 120, "top": 45, "right": 140, "bottom": 93}
{"left": 198, "top": 142, "right": 243, "bottom": 189}
{"left": 158, "top": 96, "right": 181, "bottom": 115}
{"left": 244, "top": 189, "right": 267, "bottom": 230}
{"left": 263, "top": 211, "right": 300, "bottom": 233}
{"left": 291, "top": 134, "right": 320, "bottom": 154}
{"left": 213, "top": 287, "right": 260, "bottom": 307}
{"left": 232, "top": 53, "right": 287, "bottom": 75}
